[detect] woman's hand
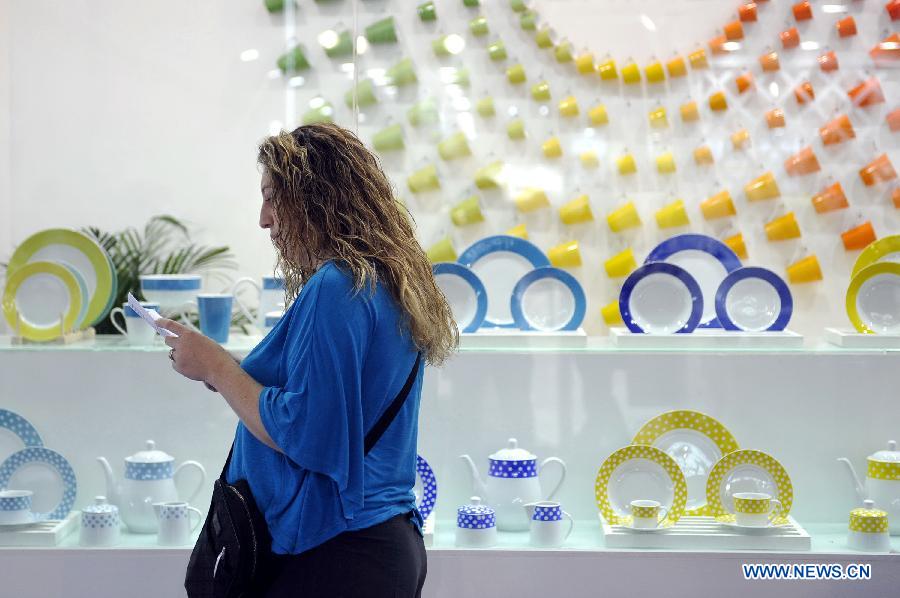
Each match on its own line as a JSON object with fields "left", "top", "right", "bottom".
{"left": 156, "top": 318, "right": 235, "bottom": 385}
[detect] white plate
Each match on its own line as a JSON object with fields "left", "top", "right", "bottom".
{"left": 620, "top": 263, "right": 703, "bottom": 334}
{"left": 457, "top": 236, "right": 550, "bottom": 328}
{"left": 432, "top": 263, "right": 487, "bottom": 333}
{"left": 645, "top": 235, "right": 742, "bottom": 328}
{"left": 715, "top": 267, "right": 793, "bottom": 332}
{"left": 510, "top": 267, "right": 586, "bottom": 331}
{"left": 855, "top": 269, "right": 900, "bottom": 334}
{"left": 0, "top": 447, "right": 77, "bottom": 521}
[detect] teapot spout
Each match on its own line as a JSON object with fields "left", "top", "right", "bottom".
{"left": 97, "top": 457, "right": 121, "bottom": 507}
{"left": 459, "top": 454, "right": 488, "bottom": 499}
{"left": 837, "top": 457, "right": 867, "bottom": 503}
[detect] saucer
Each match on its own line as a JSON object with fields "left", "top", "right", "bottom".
{"left": 716, "top": 513, "right": 789, "bottom": 532}
{"left": 0, "top": 512, "right": 44, "bottom": 528}
{"left": 622, "top": 518, "right": 675, "bottom": 533}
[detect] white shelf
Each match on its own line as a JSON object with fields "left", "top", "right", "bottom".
{"left": 824, "top": 327, "right": 900, "bottom": 349}
{"left": 609, "top": 328, "right": 804, "bottom": 349}
{"left": 460, "top": 329, "right": 588, "bottom": 349}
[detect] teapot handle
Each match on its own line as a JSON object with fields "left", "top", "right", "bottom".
{"left": 539, "top": 457, "right": 567, "bottom": 501}
{"left": 174, "top": 460, "right": 207, "bottom": 504}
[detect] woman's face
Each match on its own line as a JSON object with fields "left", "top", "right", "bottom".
{"left": 259, "top": 170, "right": 278, "bottom": 239}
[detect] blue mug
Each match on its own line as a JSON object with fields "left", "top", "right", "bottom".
{"left": 180, "top": 294, "right": 247, "bottom": 343}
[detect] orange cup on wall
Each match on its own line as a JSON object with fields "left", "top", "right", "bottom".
{"left": 888, "top": 0, "right": 900, "bottom": 20}
{"left": 811, "top": 182, "right": 849, "bottom": 213}
{"left": 735, "top": 72, "right": 754, "bottom": 94}
{"left": 745, "top": 172, "right": 780, "bottom": 201}
{"left": 694, "top": 145, "right": 714, "bottom": 165}
{"left": 818, "top": 51, "right": 839, "bottom": 72}
{"left": 548, "top": 240, "right": 582, "bottom": 268}
{"left": 784, "top": 146, "right": 820, "bottom": 176}
{"left": 708, "top": 34, "right": 728, "bottom": 55}
{"left": 837, "top": 16, "right": 857, "bottom": 38}
{"left": 724, "top": 233, "right": 748, "bottom": 260}
{"left": 859, "top": 154, "right": 898, "bottom": 186}
{"left": 848, "top": 78, "right": 885, "bottom": 108}
{"left": 870, "top": 33, "right": 900, "bottom": 64}
{"left": 731, "top": 129, "right": 750, "bottom": 150}
{"left": 765, "top": 212, "right": 801, "bottom": 241}
{"left": 819, "top": 114, "right": 855, "bottom": 146}
{"left": 700, "top": 190, "right": 736, "bottom": 220}
{"left": 793, "top": 1, "right": 812, "bottom": 21}
{"left": 739, "top": 3, "right": 758, "bottom": 22}
{"left": 893, "top": 187, "right": 900, "bottom": 209}
{"left": 681, "top": 101, "right": 699, "bottom": 122}
{"left": 666, "top": 56, "right": 687, "bottom": 78}
{"left": 766, "top": 108, "right": 786, "bottom": 129}
{"left": 795, "top": 82, "right": 815, "bottom": 104}
{"left": 688, "top": 48, "right": 708, "bottom": 69}
{"left": 887, "top": 108, "right": 900, "bottom": 132}
{"left": 781, "top": 27, "right": 800, "bottom": 49}
{"left": 841, "top": 221, "right": 876, "bottom": 251}
{"left": 759, "top": 51, "right": 780, "bottom": 72}
{"left": 724, "top": 20, "right": 744, "bottom": 40}
{"left": 709, "top": 91, "right": 728, "bottom": 112}
{"left": 787, "top": 255, "right": 823, "bottom": 283}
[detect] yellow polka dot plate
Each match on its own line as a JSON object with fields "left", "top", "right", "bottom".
{"left": 595, "top": 444, "right": 688, "bottom": 525}
{"left": 705, "top": 449, "right": 793, "bottom": 518}
{"left": 633, "top": 410, "right": 739, "bottom": 516}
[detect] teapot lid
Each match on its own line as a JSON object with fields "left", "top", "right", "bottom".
{"left": 869, "top": 440, "right": 900, "bottom": 463}
{"left": 82, "top": 496, "right": 118, "bottom": 515}
{"left": 489, "top": 438, "right": 536, "bottom": 461}
{"left": 125, "top": 440, "right": 174, "bottom": 464}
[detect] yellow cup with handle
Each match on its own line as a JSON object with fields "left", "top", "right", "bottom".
{"left": 450, "top": 196, "right": 485, "bottom": 227}
{"left": 548, "top": 240, "right": 582, "bottom": 268}
{"left": 607, "top": 201, "right": 642, "bottom": 232}
{"left": 601, "top": 301, "right": 623, "bottom": 325}
{"left": 559, "top": 194, "right": 593, "bottom": 224}
{"left": 407, "top": 164, "right": 440, "bottom": 193}
{"left": 515, "top": 188, "right": 550, "bottom": 212}
{"left": 426, "top": 237, "right": 457, "bottom": 263}
{"left": 604, "top": 248, "right": 637, "bottom": 278}
{"left": 656, "top": 199, "right": 689, "bottom": 229}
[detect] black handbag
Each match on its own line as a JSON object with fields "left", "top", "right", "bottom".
{"left": 185, "top": 353, "right": 422, "bottom": 597}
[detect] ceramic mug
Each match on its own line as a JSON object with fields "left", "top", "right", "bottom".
{"left": 230, "top": 276, "right": 284, "bottom": 329}
{"left": 180, "top": 294, "right": 252, "bottom": 344}
{"left": 110, "top": 302, "right": 161, "bottom": 345}
{"left": 527, "top": 501, "right": 574, "bottom": 548}
{"left": 154, "top": 502, "right": 203, "bottom": 546}
{"left": 627, "top": 499, "right": 669, "bottom": 529}
{"left": 733, "top": 492, "right": 783, "bottom": 527}
{"left": 0, "top": 490, "right": 34, "bottom": 525}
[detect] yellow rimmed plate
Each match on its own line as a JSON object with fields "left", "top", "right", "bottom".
{"left": 2, "top": 261, "right": 83, "bottom": 341}
{"left": 846, "top": 262, "right": 900, "bottom": 335}
{"left": 7, "top": 229, "right": 114, "bottom": 328}
{"left": 705, "top": 449, "right": 793, "bottom": 518}
{"left": 851, "top": 235, "right": 900, "bottom": 278}
{"left": 595, "top": 444, "right": 688, "bottom": 525}
{"left": 633, "top": 410, "right": 739, "bottom": 516}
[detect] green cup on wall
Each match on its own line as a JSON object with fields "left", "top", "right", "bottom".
{"left": 450, "top": 195, "right": 485, "bottom": 226}
{"left": 365, "top": 17, "right": 397, "bottom": 44}
{"left": 555, "top": 41, "right": 573, "bottom": 63}
{"left": 408, "top": 98, "right": 439, "bottom": 127}
{"left": 507, "top": 118, "right": 526, "bottom": 140}
{"left": 344, "top": 79, "right": 377, "bottom": 108}
{"left": 438, "top": 132, "right": 472, "bottom": 160}
{"left": 302, "top": 102, "right": 335, "bottom": 125}
{"left": 322, "top": 30, "right": 353, "bottom": 59}
{"left": 432, "top": 35, "right": 452, "bottom": 57}
{"left": 520, "top": 10, "right": 537, "bottom": 30}
{"left": 372, "top": 123, "right": 405, "bottom": 152}
{"left": 531, "top": 81, "right": 551, "bottom": 102}
{"left": 408, "top": 164, "right": 441, "bottom": 193}
{"left": 469, "top": 16, "right": 489, "bottom": 36}
{"left": 277, "top": 45, "right": 310, "bottom": 73}
{"left": 476, "top": 97, "right": 495, "bottom": 117}
{"left": 506, "top": 64, "right": 526, "bottom": 84}
{"left": 463, "top": 0, "right": 480, "bottom": 7}
{"left": 265, "top": 0, "right": 286, "bottom": 14}
{"left": 488, "top": 40, "right": 507, "bottom": 61}
{"left": 510, "top": 0, "right": 527, "bottom": 12}
{"left": 387, "top": 58, "right": 417, "bottom": 87}
{"left": 474, "top": 160, "right": 504, "bottom": 188}
{"left": 449, "top": 68, "right": 470, "bottom": 87}
{"left": 418, "top": 1, "right": 437, "bottom": 21}
{"left": 426, "top": 236, "right": 457, "bottom": 263}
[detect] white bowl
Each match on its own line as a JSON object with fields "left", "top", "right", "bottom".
{"left": 139, "top": 275, "right": 202, "bottom": 313}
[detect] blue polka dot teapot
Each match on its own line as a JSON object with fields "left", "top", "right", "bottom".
{"left": 97, "top": 440, "right": 206, "bottom": 534}
{"left": 460, "top": 438, "right": 567, "bottom": 531}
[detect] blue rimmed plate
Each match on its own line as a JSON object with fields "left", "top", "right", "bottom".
{"left": 415, "top": 455, "right": 437, "bottom": 521}
{"left": 458, "top": 235, "right": 550, "bottom": 328}
{"left": 0, "top": 447, "right": 77, "bottom": 521}
{"left": 0, "top": 410, "right": 44, "bottom": 451}
{"left": 645, "top": 234, "right": 742, "bottom": 328}
{"left": 715, "top": 267, "right": 793, "bottom": 331}
{"left": 620, "top": 263, "right": 703, "bottom": 334}
{"left": 432, "top": 263, "right": 488, "bottom": 333}
{"left": 510, "top": 266, "right": 586, "bottom": 331}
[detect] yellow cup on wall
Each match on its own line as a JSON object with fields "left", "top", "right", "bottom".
{"left": 588, "top": 104, "right": 608, "bottom": 126}
{"left": 694, "top": 145, "right": 714, "bottom": 165}
{"left": 531, "top": 81, "right": 551, "bottom": 102}
{"left": 507, "top": 118, "right": 526, "bottom": 140}
{"left": 622, "top": 62, "right": 641, "bottom": 84}
{"left": 667, "top": 55, "right": 687, "bottom": 78}
{"left": 787, "top": 255, "right": 823, "bottom": 283}
{"left": 680, "top": 101, "right": 699, "bottom": 122}
{"left": 407, "top": 164, "right": 440, "bottom": 193}
{"left": 656, "top": 152, "right": 676, "bottom": 174}
{"left": 731, "top": 128, "right": 750, "bottom": 149}
{"left": 426, "top": 237, "right": 457, "bottom": 263}
{"left": 506, "top": 223, "right": 528, "bottom": 239}
{"left": 645, "top": 61, "right": 665, "bottom": 83}
{"left": 617, "top": 153, "right": 637, "bottom": 175}
{"left": 450, "top": 195, "right": 485, "bottom": 226}
{"left": 506, "top": 64, "right": 527, "bottom": 84}
{"left": 709, "top": 91, "right": 728, "bottom": 111}
{"left": 575, "top": 52, "right": 595, "bottom": 74}
{"left": 438, "top": 132, "right": 472, "bottom": 160}
{"left": 700, "top": 190, "right": 736, "bottom": 220}
{"left": 515, "top": 188, "right": 550, "bottom": 212}
{"left": 745, "top": 172, "right": 780, "bottom": 201}
{"left": 724, "top": 233, "right": 748, "bottom": 260}
{"left": 559, "top": 194, "right": 593, "bottom": 224}
{"left": 580, "top": 151, "right": 599, "bottom": 168}
{"left": 559, "top": 96, "right": 579, "bottom": 118}
{"left": 655, "top": 199, "right": 689, "bottom": 228}
{"left": 604, "top": 248, "right": 638, "bottom": 278}
{"left": 555, "top": 41, "right": 574, "bottom": 63}
{"left": 542, "top": 137, "right": 563, "bottom": 158}
{"left": 689, "top": 47, "right": 708, "bottom": 69}
{"left": 607, "top": 201, "right": 642, "bottom": 232}
{"left": 597, "top": 58, "right": 617, "bottom": 80}
{"left": 535, "top": 26, "right": 553, "bottom": 48}
{"left": 474, "top": 161, "right": 504, "bottom": 189}
{"left": 649, "top": 107, "right": 668, "bottom": 128}
{"left": 372, "top": 123, "right": 405, "bottom": 152}
{"left": 548, "top": 240, "right": 582, "bottom": 268}
{"left": 765, "top": 212, "right": 801, "bottom": 241}
{"left": 476, "top": 96, "right": 495, "bottom": 118}
{"left": 601, "top": 301, "right": 624, "bottom": 325}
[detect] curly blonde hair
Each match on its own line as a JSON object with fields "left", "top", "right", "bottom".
{"left": 257, "top": 123, "right": 457, "bottom": 365}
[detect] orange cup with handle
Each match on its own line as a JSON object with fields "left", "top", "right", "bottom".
{"left": 787, "top": 255, "right": 823, "bottom": 283}
{"left": 811, "top": 182, "right": 849, "bottom": 213}
{"left": 701, "top": 190, "right": 736, "bottom": 220}
{"left": 841, "top": 222, "right": 876, "bottom": 251}
{"left": 784, "top": 146, "right": 820, "bottom": 176}
{"left": 765, "top": 212, "right": 801, "bottom": 241}
{"left": 859, "top": 154, "right": 897, "bottom": 186}
{"left": 745, "top": 172, "right": 780, "bottom": 201}
{"left": 819, "top": 114, "right": 855, "bottom": 146}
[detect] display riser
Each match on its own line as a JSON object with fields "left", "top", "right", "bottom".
{"left": 610, "top": 328, "right": 804, "bottom": 349}
{"left": 824, "top": 328, "right": 900, "bottom": 348}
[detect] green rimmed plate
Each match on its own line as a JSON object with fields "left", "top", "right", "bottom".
{"left": 594, "top": 444, "right": 688, "bottom": 525}
{"left": 7, "top": 229, "right": 115, "bottom": 328}
{"left": 706, "top": 449, "right": 793, "bottom": 518}
{"left": 2, "top": 261, "right": 83, "bottom": 341}
{"left": 633, "top": 410, "right": 740, "bottom": 516}
{"left": 846, "top": 262, "right": 900, "bottom": 334}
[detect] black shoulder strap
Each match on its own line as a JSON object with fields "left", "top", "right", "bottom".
{"left": 364, "top": 352, "right": 422, "bottom": 456}
{"left": 220, "top": 352, "right": 422, "bottom": 480}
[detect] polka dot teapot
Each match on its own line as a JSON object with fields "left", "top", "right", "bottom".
{"left": 97, "top": 440, "right": 206, "bottom": 534}
{"left": 838, "top": 440, "right": 900, "bottom": 535}
{"left": 460, "top": 438, "right": 566, "bottom": 531}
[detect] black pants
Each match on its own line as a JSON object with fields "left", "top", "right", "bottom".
{"left": 263, "top": 512, "right": 427, "bottom": 597}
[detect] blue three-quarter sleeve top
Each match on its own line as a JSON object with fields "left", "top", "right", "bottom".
{"left": 226, "top": 261, "right": 424, "bottom": 555}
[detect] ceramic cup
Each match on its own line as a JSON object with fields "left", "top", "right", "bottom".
{"left": 455, "top": 497, "right": 497, "bottom": 548}
{"left": 154, "top": 502, "right": 203, "bottom": 546}
{"left": 0, "top": 490, "right": 34, "bottom": 525}
{"left": 110, "top": 302, "right": 161, "bottom": 345}
{"left": 733, "top": 492, "right": 783, "bottom": 527}
{"left": 180, "top": 294, "right": 251, "bottom": 344}
{"left": 848, "top": 500, "right": 891, "bottom": 552}
{"left": 527, "top": 501, "right": 574, "bottom": 548}
{"left": 627, "top": 499, "right": 669, "bottom": 529}
{"left": 80, "top": 496, "right": 121, "bottom": 547}
{"left": 230, "top": 276, "right": 284, "bottom": 330}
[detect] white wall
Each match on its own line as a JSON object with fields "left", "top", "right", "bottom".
{"left": 1, "top": 0, "right": 11, "bottom": 260}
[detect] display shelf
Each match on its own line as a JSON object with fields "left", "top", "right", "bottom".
{"left": 824, "top": 328, "right": 900, "bottom": 349}
{"left": 609, "top": 328, "right": 804, "bottom": 350}
{"left": 460, "top": 329, "right": 588, "bottom": 349}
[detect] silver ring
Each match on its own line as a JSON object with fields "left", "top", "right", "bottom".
{"left": 169, "top": 349, "right": 175, "bottom": 361}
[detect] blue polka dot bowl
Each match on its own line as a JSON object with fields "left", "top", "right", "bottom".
{"left": 455, "top": 497, "right": 498, "bottom": 548}
{"left": 0, "top": 490, "right": 34, "bottom": 525}
{"left": 80, "top": 496, "right": 121, "bottom": 547}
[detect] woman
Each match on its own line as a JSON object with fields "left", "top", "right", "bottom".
{"left": 158, "top": 123, "right": 457, "bottom": 597}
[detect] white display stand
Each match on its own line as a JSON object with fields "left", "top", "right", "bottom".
{"left": 609, "top": 328, "right": 804, "bottom": 349}
{"left": 460, "top": 329, "right": 588, "bottom": 349}
{"left": 0, "top": 514, "right": 78, "bottom": 547}
{"left": 600, "top": 515, "right": 811, "bottom": 551}
{"left": 423, "top": 514, "right": 434, "bottom": 548}
{"left": 824, "top": 327, "right": 900, "bottom": 349}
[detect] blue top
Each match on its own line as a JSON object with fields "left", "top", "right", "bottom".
{"left": 226, "top": 261, "right": 423, "bottom": 555}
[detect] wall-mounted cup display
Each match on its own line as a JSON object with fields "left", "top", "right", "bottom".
{"left": 709, "top": 91, "right": 728, "bottom": 111}
{"left": 506, "top": 118, "right": 526, "bottom": 139}
{"left": 621, "top": 62, "right": 641, "bottom": 84}
{"left": 680, "top": 101, "right": 699, "bottom": 122}
{"left": 607, "top": 201, "right": 642, "bottom": 232}
{"left": 794, "top": 81, "right": 815, "bottom": 104}
{"left": 701, "top": 190, "right": 736, "bottom": 220}
{"left": 597, "top": 58, "right": 617, "bottom": 80}
{"left": 616, "top": 153, "right": 637, "bottom": 175}
{"left": 576, "top": 53, "right": 595, "bottom": 74}
{"left": 836, "top": 15, "right": 857, "bottom": 37}
{"left": 469, "top": 16, "right": 489, "bottom": 36}
{"left": 819, "top": 114, "right": 855, "bottom": 146}
{"left": 588, "top": 104, "right": 608, "bottom": 126}
{"left": 320, "top": 29, "right": 353, "bottom": 58}
{"left": 859, "top": 154, "right": 897, "bottom": 186}
{"left": 759, "top": 51, "right": 780, "bottom": 72}
{"left": 372, "top": 124, "right": 405, "bottom": 152}
{"left": 645, "top": 61, "right": 665, "bottom": 83}
{"left": 386, "top": 58, "right": 417, "bottom": 86}
{"left": 450, "top": 196, "right": 485, "bottom": 227}
{"left": 426, "top": 237, "right": 457, "bottom": 263}
{"left": 520, "top": 11, "right": 537, "bottom": 31}
{"left": 818, "top": 51, "right": 839, "bottom": 72}
{"left": 786, "top": 255, "right": 822, "bottom": 283}
{"left": 548, "top": 240, "right": 582, "bottom": 268}
{"left": 474, "top": 161, "right": 504, "bottom": 189}
{"left": 793, "top": 0, "right": 812, "bottom": 20}
{"left": 724, "top": 19, "right": 744, "bottom": 40}
{"left": 506, "top": 223, "right": 528, "bottom": 239}
{"left": 735, "top": 72, "right": 754, "bottom": 94}
{"left": 580, "top": 151, "right": 599, "bottom": 168}
{"left": 745, "top": 172, "right": 780, "bottom": 201}
{"left": 688, "top": 48, "right": 708, "bottom": 69}
{"left": 666, "top": 56, "right": 686, "bottom": 78}
{"left": 811, "top": 182, "right": 849, "bottom": 214}
{"left": 780, "top": 27, "right": 800, "bottom": 49}
{"left": 841, "top": 221, "right": 876, "bottom": 251}
{"left": 488, "top": 39, "right": 507, "bottom": 61}
{"left": 765, "top": 212, "right": 801, "bottom": 241}
{"left": 870, "top": 33, "right": 900, "bottom": 64}
{"left": 656, "top": 152, "right": 676, "bottom": 174}
{"left": 531, "top": 81, "right": 551, "bottom": 101}
{"left": 656, "top": 199, "right": 689, "bottom": 229}
{"left": 535, "top": 26, "right": 553, "bottom": 48}
{"left": 438, "top": 132, "right": 472, "bottom": 160}
{"left": 407, "top": 164, "right": 441, "bottom": 193}
{"left": 476, "top": 96, "right": 495, "bottom": 117}
{"left": 731, "top": 128, "right": 750, "bottom": 150}
{"left": 601, "top": 300, "right": 623, "bottom": 325}
{"left": 739, "top": 3, "right": 758, "bottom": 22}
{"left": 724, "top": 233, "right": 748, "bottom": 260}
{"left": 558, "top": 96, "right": 579, "bottom": 117}
{"left": 506, "top": 64, "right": 527, "bottom": 84}
{"left": 407, "top": 98, "right": 439, "bottom": 126}
{"left": 514, "top": 188, "right": 550, "bottom": 212}
{"left": 766, "top": 108, "right": 786, "bottom": 129}
{"left": 559, "top": 194, "right": 593, "bottom": 224}
{"left": 542, "top": 137, "right": 562, "bottom": 158}
{"left": 344, "top": 78, "right": 377, "bottom": 108}
{"left": 604, "top": 248, "right": 637, "bottom": 278}
{"left": 417, "top": 1, "right": 437, "bottom": 21}
{"left": 784, "top": 146, "right": 820, "bottom": 176}
{"left": 365, "top": 16, "right": 398, "bottom": 44}
{"left": 277, "top": 45, "right": 310, "bottom": 73}
{"left": 463, "top": 0, "right": 480, "bottom": 7}
{"left": 555, "top": 41, "right": 574, "bottom": 63}
{"left": 694, "top": 145, "right": 714, "bottom": 165}
{"left": 649, "top": 107, "right": 668, "bottom": 128}
{"left": 848, "top": 77, "right": 885, "bottom": 108}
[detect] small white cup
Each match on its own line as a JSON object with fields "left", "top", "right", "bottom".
{"left": 109, "top": 302, "right": 161, "bottom": 345}
{"left": 0, "top": 490, "right": 35, "bottom": 525}
{"left": 627, "top": 499, "right": 669, "bottom": 529}
{"left": 526, "top": 501, "right": 574, "bottom": 548}
{"left": 733, "top": 492, "right": 783, "bottom": 527}
{"left": 154, "top": 502, "right": 203, "bottom": 546}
